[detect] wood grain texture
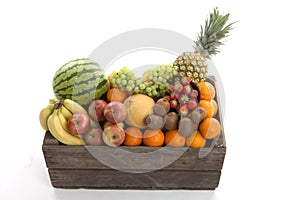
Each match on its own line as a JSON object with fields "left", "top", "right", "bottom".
{"left": 43, "top": 131, "right": 59, "bottom": 145}
{"left": 43, "top": 137, "right": 225, "bottom": 171}
{"left": 49, "top": 169, "right": 221, "bottom": 190}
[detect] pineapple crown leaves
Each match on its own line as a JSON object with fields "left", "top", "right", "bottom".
{"left": 194, "top": 7, "right": 237, "bottom": 58}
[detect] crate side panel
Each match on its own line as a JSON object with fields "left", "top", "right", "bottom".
{"left": 43, "top": 144, "right": 226, "bottom": 171}
{"left": 49, "top": 169, "right": 221, "bottom": 190}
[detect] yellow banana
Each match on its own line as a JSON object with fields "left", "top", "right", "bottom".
{"left": 47, "top": 110, "right": 66, "bottom": 143}
{"left": 49, "top": 98, "right": 58, "bottom": 104}
{"left": 39, "top": 104, "right": 55, "bottom": 131}
{"left": 50, "top": 110, "right": 84, "bottom": 145}
{"left": 60, "top": 105, "right": 73, "bottom": 120}
{"left": 57, "top": 109, "right": 80, "bottom": 138}
{"left": 57, "top": 109, "right": 70, "bottom": 132}
{"left": 63, "top": 99, "right": 88, "bottom": 115}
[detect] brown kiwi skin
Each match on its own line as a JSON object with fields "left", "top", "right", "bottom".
{"left": 158, "top": 98, "right": 170, "bottom": 111}
{"left": 153, "top": 104, "right": 167, "bottom": 116}
{"left": 164, "top": 112, "right": 179, "bottom": 131}
{"left": 145, "top": 115, "right": 164, "bottom": 130}
{"left": 178, "top": 118, "right": 194, "bottom": 137}
{"left": 155, "top": 98, "right": 170, "bottom": 115}
{"left": 189, "top": 107, "right": 206, "bottom": 127}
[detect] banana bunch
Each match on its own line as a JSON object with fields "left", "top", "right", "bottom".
{"left": 39, "top": 99, "right": 88, "bottom": 145}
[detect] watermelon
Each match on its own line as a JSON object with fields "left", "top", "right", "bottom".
{"left": 52, "top": 58, "right": 109, "bottom": 106}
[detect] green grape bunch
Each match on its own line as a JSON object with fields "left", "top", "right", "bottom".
{"left": 139, "top": 64, "right": 178, "bottom": 97}
{"left": 109, "top": 64, "right": 179, "bottom": 98}
{"left": 109, "top": 66, "right": 137, "bottom": 93}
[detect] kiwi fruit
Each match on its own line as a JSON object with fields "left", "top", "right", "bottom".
{"left": 189, "top": 111, "right": 201, "bottom": 130}
{"left": 178, "top": 118, "right": 194, "bottom": 137}
{"left": 145, "top": 115, "right": 164, "bottom": 130}
{"left": 164, "top": 112, "right": 179, "bottom": 131}
{"left": 153, "top": 104, "right": 167, "bottom": 116}
{"left": 189, "top": 107, "right": 206, "bottom": 126}
{"left": 156, "top": 98, "right": 170, "bottom": 113}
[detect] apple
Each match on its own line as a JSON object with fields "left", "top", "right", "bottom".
{"left": 103, "top": 121, "right": 125, "bottom": 129}
{"left": 103, "top": 102, "right": 126, "bottom": 124}
{"left": 83, "top": 128, "right": 103, "bottom": 146}
{"left": 88, "top": 100, "right": 107, "bottom": 122}
{"left": 67, "top": 113, "right": 90, "bottom": 135}
{"left": 102, "top": 125, "right": 125, "bottom": 147}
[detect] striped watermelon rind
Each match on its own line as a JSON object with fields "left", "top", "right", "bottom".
{"left": 52, "top": 58, "right": 109, "bottom": 106}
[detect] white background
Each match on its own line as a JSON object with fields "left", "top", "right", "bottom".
{"left": 1, "top": 0, "right": 299, "bottom": 199}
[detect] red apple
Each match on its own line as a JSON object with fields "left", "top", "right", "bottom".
{"left": 103, "top": 102, "right": 126, "bottom": 124}
{"left": 103, "top": 121, "right": 125, "bottom": 129}
{"left": 88, "top": 100, "right": 107, "bottom": 122}
{"left": 102, "top": 125, "right": 125, "bottom": 147}
{"left": 68, "top": 113, "right": 90, "bottom": 135}
{"left": 83, "top": 128, "right": 103, "bottom": 146}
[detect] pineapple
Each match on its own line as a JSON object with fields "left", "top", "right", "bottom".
{"left": 173, "top": 8, "right": 235, "bottom": 83}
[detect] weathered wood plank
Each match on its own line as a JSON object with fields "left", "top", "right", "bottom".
{"left": 49, "top": 169, "right": 221, "bottom": 190}
{"left": 43, "top": 143, "right": 225, "bottom": 170}
{"left": 43, "top": 131, "right": 59, "bottom": 145}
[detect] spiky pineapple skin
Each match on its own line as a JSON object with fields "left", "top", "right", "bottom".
{"left": 173, "top": 8, "right": 235, "bottom": 83}
{"left": 173, "top": 52, "right": 208, "bottom": 83}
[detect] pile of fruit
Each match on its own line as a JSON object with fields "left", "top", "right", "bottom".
{"left": 39, "top": 8, "right": 234, "bottom": 148}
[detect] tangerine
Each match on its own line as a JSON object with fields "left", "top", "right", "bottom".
{"left": 186, "top": 131, "right": 206, "bottom": 148}
{"left": 143, "top": 129, "right": 164, "bottom": 147}
{"left": 199, "top": 100, "right": 214, "bottom": 118}
{"left": 199, "top": 118, "right": 221, "bottom": 139}
{"left": 165, "top": 130, "right": 185, "bottom": 147}
{"left": 211, "top": 99, "right": 218, "bottom": 116}
{"left": 124, "top": 127, "right": 142, "bottom": 146}
{"left": 197, "top": 82, "right": 215, "bottom": 101}
{"left": 107, "top": 88, "right": 127, "bottom": 102}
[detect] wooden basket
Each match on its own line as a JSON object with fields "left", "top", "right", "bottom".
{"left": 42, "top": 77, "right": 226, "bottom": 190}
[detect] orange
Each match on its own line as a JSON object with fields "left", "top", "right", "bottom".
{"left": 165, "top": 130, "right": 185, "bottom": 147}
{"left": 199, "top": 118, "right": 221, "bottom": 139}
{"left": 199, "top": 100, "right": 214, "bottom": 118}
{"left": 143, "top": 129, "right": 164, "bottom": 147}
{"left": 211, "top": 99, "right": 218, "bottom": 116}
{"left": 186, "top": 131, "right": 206, "bottom": 148}
{"left": 107, "top": 88, "right": 127, "bottom": 102}
{"left": 124, "top": 127, "right": 142, "bottom": 146}
{"left": 197, "top": 82, "right": 215, "bottom": 101}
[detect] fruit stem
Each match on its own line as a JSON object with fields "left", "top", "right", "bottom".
{"left": 55, "top": 99, "right": 65, "bottom": 109}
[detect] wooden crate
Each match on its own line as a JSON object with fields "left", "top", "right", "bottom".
{"left": 42, "top": 77, "right": 226, "bottom": 190}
